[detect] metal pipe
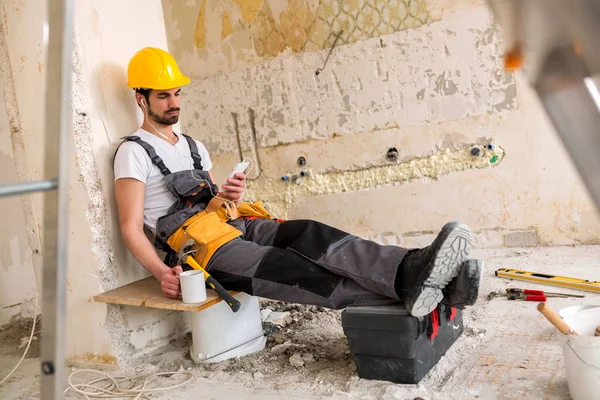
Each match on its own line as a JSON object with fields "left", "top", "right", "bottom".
{"left": 486, "top": 0, "right": 600, "bottom": 215}
{"left": 534, "top": 47, "right": 600, "bottom": 212}
{"left": 583, "top": 76, "right": 600, "bottom": 111}
{"left": 0, "top": 180, "right": 58, "bottom": 198}
{"left": 40, "top": 0, "right": 73, "bottom": 398}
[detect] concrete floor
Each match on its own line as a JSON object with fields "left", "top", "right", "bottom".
{"left": 1, "top": 245, "right": 599, "bottom": 400}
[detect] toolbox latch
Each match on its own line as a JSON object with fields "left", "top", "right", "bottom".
{"left": 428, "top": 308, "right": 440, "bottom": 340}
{"left": 449, "top": 306, "right": 457, "bottom": 321}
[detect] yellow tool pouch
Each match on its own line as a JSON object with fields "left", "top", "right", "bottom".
{"left": 213, "top": 200, "right": 273, "bottom": 222}
{"left": 236, "top": 201, "right": 273, "bottom": 220}
{"left": 167, "top": 199, "right": 275, "bottom": 268}
{"left": 167, "top": 210, "right": 242, "bottom": 269}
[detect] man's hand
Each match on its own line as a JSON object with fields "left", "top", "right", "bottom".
{"left": 161, "top": 265, "right": 182, "bottom": 299}
{"left": 221, "top": 172, "right": 246, "bottom": 202}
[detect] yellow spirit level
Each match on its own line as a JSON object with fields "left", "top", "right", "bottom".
{"left": 495, "top": 268, "right": 600, "bottom": 294}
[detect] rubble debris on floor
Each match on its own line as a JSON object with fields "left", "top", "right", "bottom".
{"left": 1, "top": 246, "right": 599, "bottom": 399}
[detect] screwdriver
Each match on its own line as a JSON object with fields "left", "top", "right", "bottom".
{"left": 506, "top": 288, "right": 585, "bottom": 298}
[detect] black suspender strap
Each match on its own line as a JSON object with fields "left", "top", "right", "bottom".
{"left": 182, "top": 133, "right": 203, "bottom": 170}
{"left": 117, "top": 135, "right": 172, "bottom": 175}
{"left": 114, "top": 134, "right": 204, "bottom": 175}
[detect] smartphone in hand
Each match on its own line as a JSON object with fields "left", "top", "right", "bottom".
{"left": 224, "top": 161, "right": 249, "bottom": 184}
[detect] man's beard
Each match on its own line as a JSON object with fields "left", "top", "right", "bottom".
{"left": 148, "top": 107, "right": 180, "bottom": 125}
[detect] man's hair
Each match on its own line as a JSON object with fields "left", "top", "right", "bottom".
{"left": 134, "top": 88, "right": 152, "bottom": 107}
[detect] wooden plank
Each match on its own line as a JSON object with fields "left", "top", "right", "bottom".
{"left": 93, "top": 276, "right": 238, "bottom": 312}
{"left": 144, "top": 290, "right": 239, "bottom": 312}
{"left": 92, "top": 276, "right": 159, "bottom": 306}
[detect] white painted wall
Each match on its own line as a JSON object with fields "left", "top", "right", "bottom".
{"left": 68, "top": 0, "right": 193, "bottom": 364}
{"left": 0, "top": 85, "right": 38, "bottom": 326}
{"left": 0, "top": 0, "right": 186, "bottom": 365}
{"left": 0, "top": 0, "right": 46, "bottom": 327}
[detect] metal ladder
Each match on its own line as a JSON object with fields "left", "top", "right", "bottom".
{"left": 0, "top": 0, "right": 73, "bottom": 398}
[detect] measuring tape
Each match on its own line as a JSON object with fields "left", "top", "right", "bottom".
{"left": 495, "top": 268, "right": 600, "bottom": 294}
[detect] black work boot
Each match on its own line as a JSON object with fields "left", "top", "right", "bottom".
{"left": 397, "top": 221, "right": 472, "bottom": 317}
{"left": 441, "top": 259, "right": 483, "bottom": 309}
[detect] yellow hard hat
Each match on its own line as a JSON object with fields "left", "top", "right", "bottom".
{"left": 126, "top": 47, "right": 190, "bottom": 90}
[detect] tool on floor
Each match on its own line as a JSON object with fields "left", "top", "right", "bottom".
{"left": 506, "top": 288, "right": 585, "bottom": 298}
{"left": 487, "top": 291, "right": 517, "bottom": 300}
{"left": 487, "top": 290, "right": 551, "bottom": 301}
{"left": 507, "top": 293, "right": 547, "bottom": 301}
{"left": 537, "top": 302, "right": 579, "bottom": 335}
{"left": 495, "top": 268, "right": 600, "bottom": 294}
{"left": 177, "top": 239, "right": 241, "bottom": 312}
{"left": 487, "top": 291, "right": 502, "bottom": 300}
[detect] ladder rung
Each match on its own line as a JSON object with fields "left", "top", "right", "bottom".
{"left": 0, "top": 179, "right": 58, "bottom": 198}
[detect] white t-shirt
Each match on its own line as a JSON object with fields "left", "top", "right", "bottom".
{"left": 113, "top": 128, "right": 213, "bottom": 234}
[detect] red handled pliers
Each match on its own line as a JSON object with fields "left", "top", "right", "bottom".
{"left": 486, "top": 290, "right": 546, "bottom": 301}
{"left": 506, "top": 288, "right": 585, "bottom": 301}
{"left": 486, "top": 288, "right": 585, "bottom": 301}
{"left": 506, "top": 288, "right": 584, "bottom": 300}
{"left": 506, "top": 292, "right": 547, "bottom": 301}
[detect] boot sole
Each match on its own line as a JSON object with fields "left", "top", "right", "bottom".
{"left": 405, "top": 222, "right": 472, "bottom": 317}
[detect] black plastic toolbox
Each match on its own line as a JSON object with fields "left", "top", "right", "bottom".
{"left": 341, "top": 303, "right": 463, "bottom": 384}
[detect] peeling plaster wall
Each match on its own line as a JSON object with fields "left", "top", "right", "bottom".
{"left": 0, "top": 0, "right": 46, "bottom": 326}
{"left": 68, "top": 0, "right": 189, "bottom": 365}
{"left": 0, "top": 0, "right": 186, "bottom": 365}
{"left": 0, "top": 0, "right": 597, "bottom": 368}
{"left": 0, "top": 78, "right": 37, "bottom": 326}
{"left": 163, "top": 0, "right": 434, "bottom": 78}
{"left": 164, "top": 0, "right": 600, "bottom": 246}
{"left": 0, "top": 0, "right": 119, "bottom": 360}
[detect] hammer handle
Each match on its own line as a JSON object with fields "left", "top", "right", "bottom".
{"left": 537, "top": 302, "right": 578, "bottom": 335}
{"left": 206, "top": 276, "right": 241, "bottom": 312}
{"left": 184, "top": 256, "right": 241, "bottom": 313}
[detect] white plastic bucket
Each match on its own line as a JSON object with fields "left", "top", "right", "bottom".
{"left": 189, "top": 292, "right": 265, "bottom": 363}
{"left": 558, "top": 307, "right": 600, "bottom": 400}
{"left": 558, "top": 304, "right": 599, "bottom": 320}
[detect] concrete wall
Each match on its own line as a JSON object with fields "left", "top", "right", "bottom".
{"left": 0, "top": 74, "right": 38, "bottom": 326}
{"left": 0, "top": 0, "right": 47, "bottom": 327}
{"left": 0, "top": 0, "right": 186, "bottom": 365}
{"left": 163, "top": 0, "right": 600, "bottom": 247}
{"left": 0, "top": 0, "right": 598, "bottom": 367}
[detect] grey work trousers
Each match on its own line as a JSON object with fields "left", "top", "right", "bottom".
{"left": 205, "top": 218, "right": 409, "bottom": 309}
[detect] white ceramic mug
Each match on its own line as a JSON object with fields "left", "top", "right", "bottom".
{"left": 179, "top": 270, "right": 207, "bottom": 304}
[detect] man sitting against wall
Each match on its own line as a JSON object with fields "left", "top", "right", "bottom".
{"left": 113, "top": 47, "right": 482, "bottom": 318}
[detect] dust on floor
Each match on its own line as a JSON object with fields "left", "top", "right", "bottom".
{"left": 137, "top": 299, "right": 488, "bottom": 400}
{"left": 1, "top": 246, "right": 599, "bottom": 399}
{"left": 0, "top": 316, "right": 41, "bottom": 359}
{"left": 136, "top": 246, "right": 599, "bottom": 399}
{"left": 145, "top": 303, "right": 363, "bottom": 393}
